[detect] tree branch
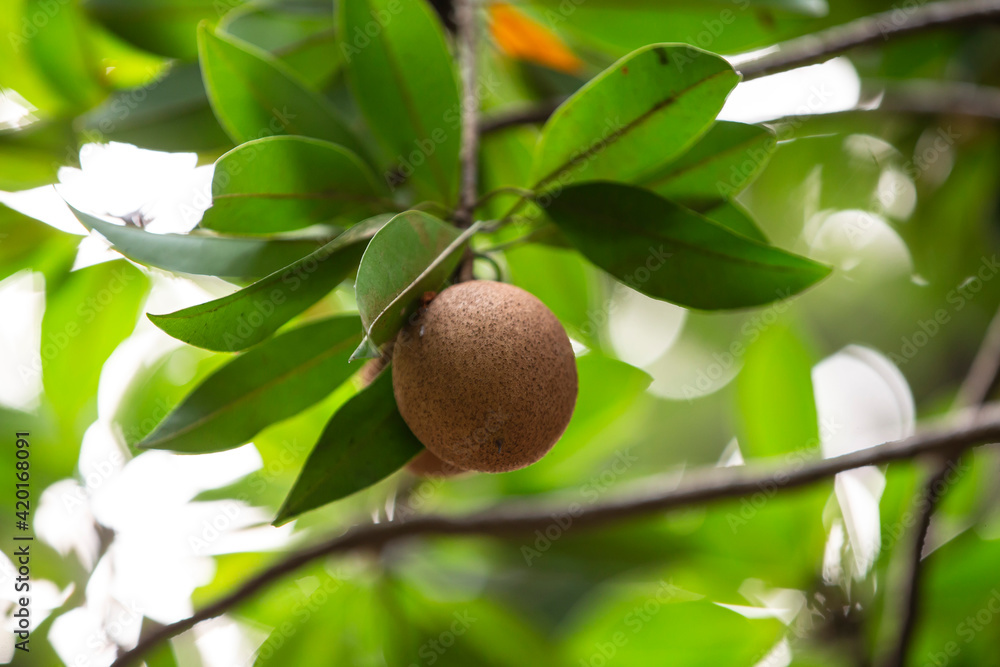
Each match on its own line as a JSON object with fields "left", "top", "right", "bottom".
{"left": 453, "top": 0, "right": 479, "bottom": 228}
{"left": 478, "top": 0, "right": 1000, "bottom": 135}
{"left": 883, "top": 305, "right": 1000, "bottom": 667}
{"left": 111, "top": 405, "right": 1000, "bottom": 667}
{"left": 736, "top": 0, "right": 1000, "bottom": 80}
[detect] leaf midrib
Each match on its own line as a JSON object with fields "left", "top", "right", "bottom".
{"left": 639, "top": 130, "right": 772, "bottom": 190}
{"left": 141, "top": 332, "right": 360, "bottom": 449}
{"left": 359, "top": 0, "right": 452, "bottom": 200}
{"left": 559, "top": 198, "right": 824, "bottom": 276}
{"left": 534, "top": 68, "right": 732, "bottom": 191}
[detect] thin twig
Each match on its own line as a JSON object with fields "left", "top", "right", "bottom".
{"left": 111, "top": 405, "right": 1000, "bottom": 667}
{"left": 736, "top": 0, "right": 1000, "bottom": 80}
{"left": 883, "top": 305, "right": 1000, "bottom": 667}
{"left": 955, "top": 306, "right": 1000, "bottom": 409}
{"left": 452, "top": 0, "right": 480, "bottom": 284}
{"left": 478, "top": 1, "right": 1000, "bottom": 135}
{"left": 453, "top": 0, "right": 479, "bottom": 228}
{"left": 479, "top": 99, "right": 563, "bottom": 134}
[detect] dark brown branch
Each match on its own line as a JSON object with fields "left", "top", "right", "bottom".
{"left": 111, "top": 405, "right": 1000, "bottom": 667}
{"left": 884, "top": 305, "right": 1000, "bottom": 667}
{"left": 883, "top": 456, "right": 956, "bottom": 667}
{"left": 736, "top": 0, "right": 1000, "bottom": 80}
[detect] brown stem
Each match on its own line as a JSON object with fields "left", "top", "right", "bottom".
{"left": 737, "top": 0, "right": 1000, "bottom": 80}
{"left": 111, "top": 405, "right": 1000, "bottom": 667}
{"left": 882, "top": 305, "right": 1000, "bottom": 667}
{"left": 479, "top": 1, "right": 1000, "bottom": 135}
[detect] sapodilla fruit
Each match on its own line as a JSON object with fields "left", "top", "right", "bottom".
{"left": 392, "top": 280, "right": 578, "bottom": 473}
{"left": 357, "top": 347, "right": 467, "bottom": 478}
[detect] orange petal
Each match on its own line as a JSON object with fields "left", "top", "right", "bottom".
{"left": 488, "top": 3, "right": 582, "bottom": 74}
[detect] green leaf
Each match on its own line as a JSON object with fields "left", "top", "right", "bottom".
{"left": 149, "top": 215, "right": 389, "bottom": 351}
{"left": 339, "top": 0, "right": 461, "bottom": 203}
{"left": 545, "top": 182, "right": 831, "bottom": 310}
{"left": 273, "top": 367, "right": 422, "bottom": 524}
{"left": 79, "top": 63, "right": 231, "bottom": 154}
{"left": 530, "top": 43, "right": 739, "bottom": 193}
{"left": 200, "top": 136, "right": 388, "bottom": 235}
{"left": 698, "top": 199, "right": 767, "bottom": 243}
{"left": 26, "top": 0, "right": 106, "bottom": 110}
{"left": 638, "top": 121, "right": 776, "bottom": 201}
{"left": 564, "top": 593, "right": 783, "bottom": 666}
{"left": 85, "top": 0, "right": 246, "bottom": 59}
{"left": 220, "top": 1, "right": 342, "bottom": 88}
{"left": 0, "top": 121, "right": 77, "bottom": 191}
{"left": 43, "top": 261, "right": 150, "bottom": 442}
{"left": 354, "top": 211, "right": 479, "bottom": 352}
{"left": 737, "top": 324, "right": 819, "bottom": 458}
{"left": 197, "top": 24, "right": 364, "bottom": 155}
{"left": 0, "top": 203, "right": 78, "bottom": 283}
{"left": 138, "top": 316, "right": 363, "bottom": 453}
{"left": 68, "top": 204, "right": 332, "bottom": 279}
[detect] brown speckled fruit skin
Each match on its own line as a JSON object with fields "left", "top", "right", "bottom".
{"left": 392, "top": 280, "right": 578, "bottom": 473}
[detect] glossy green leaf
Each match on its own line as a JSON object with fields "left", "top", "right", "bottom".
{"left": 149, "top": 216, "right": 389, "bottom": 351}
{"left": 339, "top": 0, "right": 461, "bottom": 203}
{"left": 85, "top": 0, "right": 246, "bottom": 59}
{"left": 737, "top": 324, "right": 819, "bottom": 458}
{"left": 638, "top": 121, "right": 776, "bottom": 201}
{"left": 220, "top": 1, "right": 341, "bottom": 88}
{"left": 139, "top": 316, "right": 363, "bottom": 453}
{"left": 79, "top": 63, "right": 231, "bottom": 154}
{"left": 197, "top": 24, "right": 364, "bottom": 154}
{"left": 545, "top": 182, "right": 831, "bottom": 309}
{"left": 698, "top": 199, "right": 767, "bottom": 243}
{"left": 354, "top": 211, "right": 479, "bottom": 353}
{"left": 69, "top": 204, "right": 331, "bottom": 279}
{"left": 530, "top": 43, "right": 739, "bottom": 193}
{"left": 201, "top": 136, "right": 388, "bottom": 235}
{"left": 273, "top": 367, "right": 422, "bottom": 524}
